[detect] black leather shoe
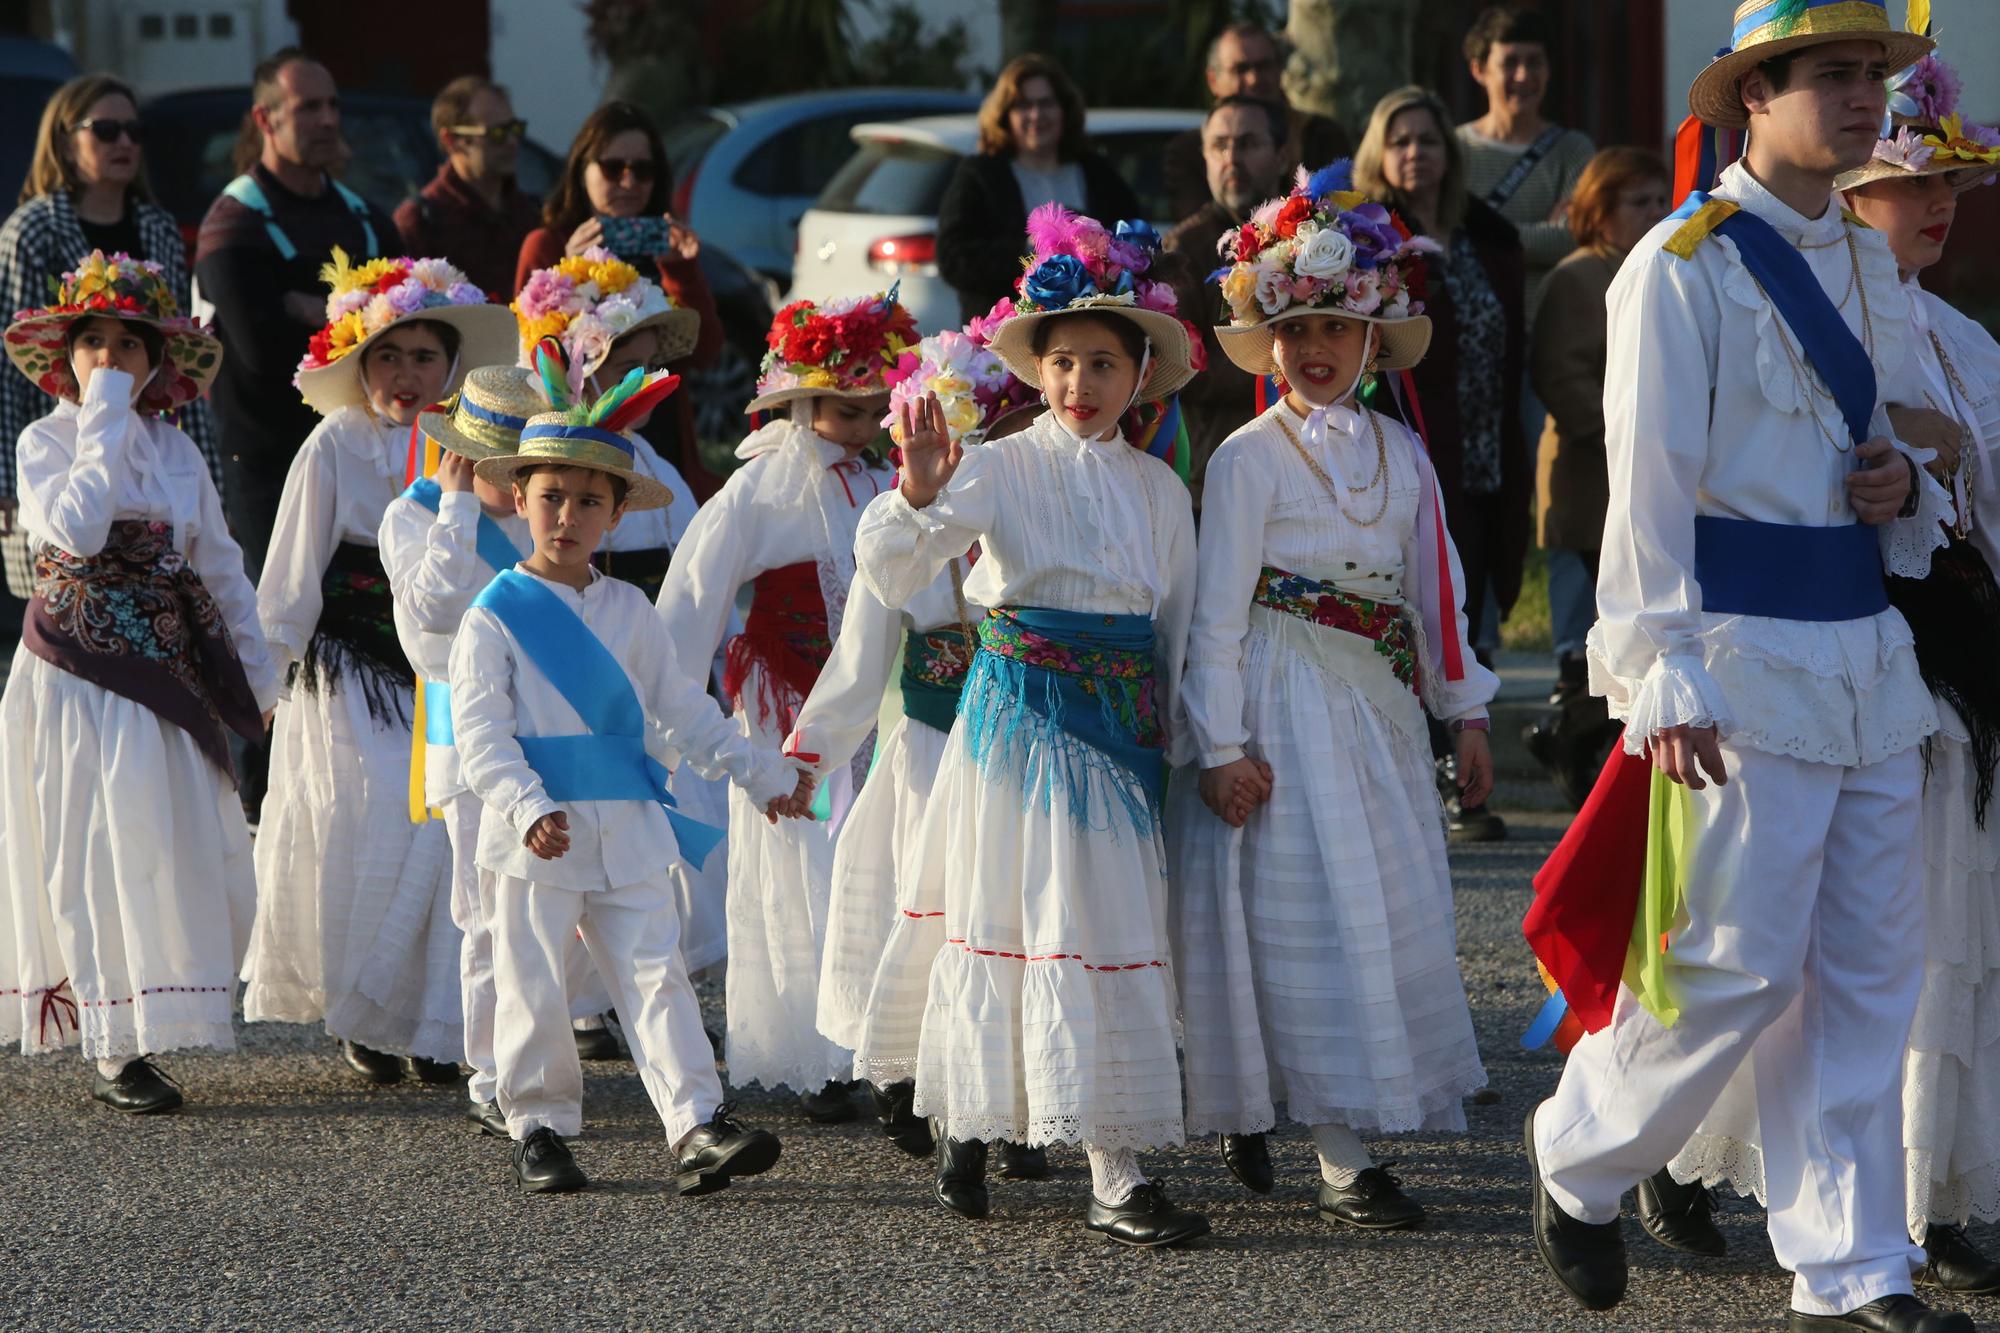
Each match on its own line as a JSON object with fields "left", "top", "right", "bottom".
{"left": 405, "top": 1055, "right": 465, "bottom": 1086}
{"left": 1317, "top": 1164, "right": 1426, "bottom": 1230}
{"left": 341, "top": 1040, "right": 403, "bottom": 1084}
{"left": 90, "top": 1058, "right": 184, "bottom": 1114}
{"left": 1634, "top": 1167, "right": 1726, "bottom": 1257}
{"left": 673, "top": 1103, "right": 782, "bottom": 1197}
{"left": 996, "top": 1140, "right": 1049, "bottom": 1180}
{"left": 1525, "top": 1108, "right": 1627, "bottom": 1311}
{"left": 800, "top": 1078, "right": 858, "bottom": 1124}
{"left": 1920, "top": 1224, "right": 2000, "bottom": 1295}
{"left": 1788, "top": 1294, "right": 1975, "bottom": 1331}
{"left": 934, "top": 1135, "right": 989, "bottom": 1220}
{"left": 573, "top": 1022, "right": 622, "bottom": 1062}
{"left": 1220, "top": 1132, "right": 1275, "bottom": 1194}
{"left": 512, "top": 1127, "right": 588, "bottom": 1194}
{"left": 870, "top": 1080, "right": 935, "bottom": 1159}
{"left": 467, "top": 1099, "right": 509, "bottom": 1138}
{"left": 1449, "top": 801, "right": 1509, "bottom": 843}
{"left": 1086, "top": 1182, "right": 1212, "bottom": 1248}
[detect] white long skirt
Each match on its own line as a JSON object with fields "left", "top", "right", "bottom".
{"left": 818, "top": 713, "right": 949, "bottom": 1071}
{"left": 722, "top": 663, "right": 851, "bottom": 1094}
{"left": 1170, "top": 614, "right": 1486, "bottom": 1136}
{"left": 907, "top": 702, "right": 1184, "bottom": 1153}
{"left": 0, "top": 651, "right": 255, "bottom": 1058}
{"left": 1671, "top": 714, "right": 2000, "bottom": 1238}
{"left": 242, "top": 667, "right": 460, "bottom": 1062}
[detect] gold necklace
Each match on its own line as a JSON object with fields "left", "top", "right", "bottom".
{"left": 1276, "top": 406, "right": 1391, "bottom": 527}
{"left": 1927, "top": 330, "right": 1977, "bottom": 537}
{"left": 1750, "top": 268, "right": 1868, "bottom": 455}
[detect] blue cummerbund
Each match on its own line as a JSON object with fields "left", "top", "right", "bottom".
{"left": 1692, "top": 515, "right": 1887, "bottom": 622}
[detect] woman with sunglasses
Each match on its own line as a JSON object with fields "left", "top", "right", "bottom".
{"left": 0, "top": 74, "right": 217, "bottom": 653}
{"left": 514, "top": 101, "right": 723, "bottom": 499}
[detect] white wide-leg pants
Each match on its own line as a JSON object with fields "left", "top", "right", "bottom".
{"left": 490, "top": 871, "right": 721, "bottom": 1146}
{"left": 1536, "top": 742, "right": 1924, "bottom": 1317}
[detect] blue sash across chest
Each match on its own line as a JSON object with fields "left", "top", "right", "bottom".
{"left": 471, "top": 569, "right": 724, "bottom": 868}
{"left": 402, "top": 476, "right": 525, "bottom": 745}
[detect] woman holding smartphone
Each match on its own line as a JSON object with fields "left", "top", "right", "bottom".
{"left": 514, "top": 101, "right": 723, "bottom": 497}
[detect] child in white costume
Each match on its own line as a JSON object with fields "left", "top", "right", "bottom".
{"left": 242, "top": 252, "right": 516, "bottom": 1081}
{"left": 857, "top": 205, "right": 1208, "bottom": 1244}
{"left": 451, "top": 359, "right": 801, "bottom": 1195}
{"left": 655, "top": 289, "right": 909, "bottom": 1120}
{"left": 1173, "top": 163, "right": 1495, "bottom": 1227}
{"left": 0, "top": 252, "right": 276, "bottom": 1113}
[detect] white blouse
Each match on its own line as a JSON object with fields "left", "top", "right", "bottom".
{"left": 15, "top": 368, "right": 278, "bottom": 710}
{"left": 1589, "top": 160, "right": 1945, "bottom": 767}
{"left": 257, "top": 405, "right": 408, "bottom": 671}
{"left": 854, "top": 411, "right": 1198, "bottom": 765}
{"left": 1184, "top": 399, "right": 1496, "bottom": 768}
{"left": 1911, "top": 286, "right": 2000, "bottom": 580}
{"left": 378, "top": 487, "right": 528, "bottom": 683}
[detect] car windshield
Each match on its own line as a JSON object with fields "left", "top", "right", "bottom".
{"left": 817, "top": 139, "right": 958, "bottom": 216}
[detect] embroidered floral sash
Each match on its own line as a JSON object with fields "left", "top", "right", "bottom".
{"left": 723, "top": 560, "right": 833, "bottom": 730}
{"left": 1253, "top": 564, "right": 1417, "bottom": 692}
{"left": 900, "top": 623, "right": 977, "bottom": 736}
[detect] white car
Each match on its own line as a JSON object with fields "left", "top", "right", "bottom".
{"left": 787, "top": 109, "right": 1205, "bottom": 336}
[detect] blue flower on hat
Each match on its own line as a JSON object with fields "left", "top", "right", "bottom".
{"left": 1023, "top": 254, "right": 1093, "bottom": 311}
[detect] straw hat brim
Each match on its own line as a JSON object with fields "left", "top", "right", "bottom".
{"left": 416, "top": 369, "right": 546, "bottom": 462}
{"left": 2, "top": 308, "right": 222, "bottom": 411}
{"left": 986, "top": 302, "right": 1195, "bottom": 400}
{"left": 297, "top": 304, "right": 520, "bottom": 416}
{"left": 1835, "top": 153, "right": 1997, "bottom": 193}
{"left": 579, "top": 306, "right": 701, "bottom": 379}
{"left": 1689, "top": 30, "right": 1933, "bottom": 129}
{"left": 744, "top": 382, "right": 896, "bottom": 416}
{"left": 473, "top": 438, "right": 674, "bottom": 512}
{"left": 1216, "top": 310, "right": 1432, "bottom": 377}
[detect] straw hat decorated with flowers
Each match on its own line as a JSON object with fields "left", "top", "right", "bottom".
{"left": 512, "top": 245, "right": 699, "bottom": 396}
{"left": 1211, "top": 160, "right": 1438, "bottom": 377}
{"left": 747, "top": 286, "right": 921, "bottom": 414}
{"left": 4, "top": 250, "right": 220, "bottom": 414}
{"left": 294, "top": 249, "right": 517, "bottom": 415}
{"left": 881, "top": 319, "right": 1037, "bottom": 452}
{"left": 983, "top": 204, "right": 1203, "bottom": 401}
{"left": 473, "top": 337, "right": 680, "bottom": 511}
{"left": 1834, "top": 50, "right": 2000, "bottom": 192}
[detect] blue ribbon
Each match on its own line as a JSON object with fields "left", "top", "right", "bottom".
{"left": 423, "top": 680, "right": 455, "bottom": 744}
{"left": 1521, "top": 989, "right": 1570, "bottom": 1051}
{"left": 471, "top": 570, "right": 724, "bottom": 869}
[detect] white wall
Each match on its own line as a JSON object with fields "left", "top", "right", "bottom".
{"left": 1664, "top": 0, "right": 2000, "bottom": 141}
{"left": 489, "top": 0, "right": 604, "bottom": 152}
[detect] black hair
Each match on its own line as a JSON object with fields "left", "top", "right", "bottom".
{"left": 514, "top": 462, "right": 629, "bottom": 508}
{"left": 1207, "top": 94, "right": 1286, "bottom": 148}
{"left": 364, "top": 317, "right": 461, "bottom": 363}
{"left": 1463, "top": 6, "right": 1550, "bottom": 67}
{"left": 1029, "top": 311, "right": 1147, "bottom": 362}
{"left": 1754, "top": 52, "right": 1800, "bottom": 95}
{"left": 64, "top": 315, "right": 164, "bottom": 368}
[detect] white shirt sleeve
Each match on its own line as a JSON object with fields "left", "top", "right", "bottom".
{"left": 1180, "top": 438, "right": 1273, "bottom": 768}
{"left": 256, "top": 423, "right": 341, "bottom": 671}
{"left": 1153, "top": 472, "right": 1200, "bottom": 771}
{"left": 379, "top": 490, "right": 483, "bottom": 637}
{"left": 786, "top": 573, "right": 905, "bottom": 779}
{"left": 632, "top": 607, "right": 794, "bottom": 805}
{"left": 15, "top": 371, "right": 138, "bottom": 557}
{"left": 186, "top": 451, "right": 281, "bottom": 711}
{"left": 656, "top": 476, "right": 752, "bottom": 665}
{"left": 449, "top": 607, "right": 561, "bottom": 840}
{"left": 854, "top": 449, "right": 1001, "bottom": 610}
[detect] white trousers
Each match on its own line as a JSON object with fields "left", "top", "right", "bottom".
{"left": 444, "top": 797, "right": 601, "bottom": 1106}
{"left": 490, "top": 871, "right": 721, "bottom": 1145}
{"left": 1536, "top": 742, "right": 1924, "bottom": 1317}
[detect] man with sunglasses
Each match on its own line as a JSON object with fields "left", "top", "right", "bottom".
{"left": 394, "top": 77, "right": 541, "bottom": 299}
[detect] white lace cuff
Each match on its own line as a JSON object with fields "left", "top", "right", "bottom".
{"left": 1881, "top": 465, "right": 1951, "bottom": 579}
{"left": 1607, "top": 653, "right": 1736, "bottom": 752}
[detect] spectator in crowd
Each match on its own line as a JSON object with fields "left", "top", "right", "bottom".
{"left": 194, "top": 49, "right": 394, "bottom": 574}
{"left": 1531, "top": 147, "right": 1668, "bottom": 702}
{"left": 394, "top": 76, "right": 540, "bottom": 298}
{"left": 1163, "top": 95, "right": 1288, "bottom": 508}
{"left": 514, "top": 100, "right": 723, "bottom": 500}
{"left": 0, "top": 73, "right": 219, "bottom": 655}
{"left": 1357, "top": 84, "right": 1526, "bottom": 842}
{"left": 1163, "top": 22, "right": 1352, "bottom": 222}
{"left": 1454, "top": 6, "right": 1594, "bottom": 316}
{"left": 935, "top": 54, "right": 1141, "bottom": 324}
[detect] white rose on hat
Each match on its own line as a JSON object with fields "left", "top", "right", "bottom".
{"left": 1293, "top": 223, "right": 1356, "bottom": 281}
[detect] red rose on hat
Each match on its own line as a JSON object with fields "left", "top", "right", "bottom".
{"left": 1272, "top": 195, "right": 1313, "bottom": 239}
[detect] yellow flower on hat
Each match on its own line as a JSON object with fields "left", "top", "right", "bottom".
{"left": 1925, "top": 113, "right": 2000, "bottom": 165}
{"left": 589, "top": 259, "right": 638, "bottom": 294}
{"left": 801, "top": 369, "right": 838, "bottom": 389}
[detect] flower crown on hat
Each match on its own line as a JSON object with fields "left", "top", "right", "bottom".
{"left": 1210, "top": 160, "right": 1438, "bottom": 328}
{"left": 512, "top": 246, "right": 682, "bottom": 388}
{"left": 37, "top": 250, "right": 182, "bottom": 322}
{"left": 298, "top": 248, "right": 488, "bottom": 376}
{"left": 882, "top": 327, "right": 1035, "bottom": 447}
{"left": 1872, "top": 54, "right": 2000, "bottom": 173}
{"left": 2, "top": 250, "right": 219, "bottom": 415}
{"left": 756, "top": 287, "right": 920, "bottom": 400}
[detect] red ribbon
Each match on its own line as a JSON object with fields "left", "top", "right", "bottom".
{"left": 1396, "top": 369, "right": 1464, "bottom": 683}
{"left": 37, "top": 980, "right": 78, "bottom": 1044}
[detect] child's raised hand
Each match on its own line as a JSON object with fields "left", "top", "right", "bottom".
{"left": 897, "top": 392, "right": 961, "bottom": 509}
{"left": 526, "top": 810, "right": 571, "bottom": 859}
{"left": 436, "top": 450, "right": 475, "bottom": 494}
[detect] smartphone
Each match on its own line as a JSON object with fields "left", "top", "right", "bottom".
{"left": 596, "top": 214, "right": 674, "bottom": 263}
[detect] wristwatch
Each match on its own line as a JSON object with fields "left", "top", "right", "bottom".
{"left": 1449, "top": 717, "right": 1490, "bottom": 734}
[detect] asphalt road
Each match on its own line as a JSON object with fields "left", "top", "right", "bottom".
{"left": 4, "top": 736, "right": 1995, "bottom": 1329}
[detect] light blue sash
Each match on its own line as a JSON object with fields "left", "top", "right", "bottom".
{"left": 472, "top": 569, "right": 724, "bottom": 869}
{"left": 404, "top": 477, "right": 525, "bottom": 748}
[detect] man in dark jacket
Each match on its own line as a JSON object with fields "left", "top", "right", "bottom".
{"left": 194, "top": 48, "right": 393, "bottom": 573}
{"left": 1162, "top": 96, "right": 1287, "bottom": 511}
{"left": 393, "top": 76, "right": 541, "bottom": 299}
{"left": 1163, "top": 23, "right": 1350, "bottom": 223}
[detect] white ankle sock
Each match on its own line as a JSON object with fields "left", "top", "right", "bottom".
{"left": 1085, "top": 1145, "right": 1148, "bottom": 1205}
{"left": 1311, "top": 1122, "right": 1374, "bottom": 1188}
{"left": 96, "top": 1057, "right": 131, "bottom": 1079}
{"left": 572, "top": 1014, "right": 605, "bottom": 1031}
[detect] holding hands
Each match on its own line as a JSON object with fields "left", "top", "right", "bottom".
{"left": 764, "top": 771, "right": 817, "bottom": 823}
{"left": 1199, "top": 756, "right": 1275, "bottom": 828}
{"left": 897, "top": 392, "right": 962, "bottom": 509}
